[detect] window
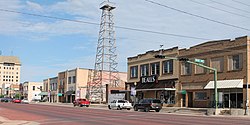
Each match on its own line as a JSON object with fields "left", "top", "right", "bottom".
{"left": 195, "top": 92, "right": 207, "bottom": 100}
{"left": 33, "top": 86, "right": 35, "bottom": 90}
{"left": 151, "top": 62, "right": 160, "bottom": 75}
{"left": 195, "top": 59, "right": 206, "bottom": 74}
{"left": 68, "top": 77, "right": 71, "bottom": 84}
{"left": 40, "top": 86, "right": 42, "bottom": 91}
{"left": 181, "top": 62, "right": 192, "bottom": 75}
{"left": 140, "top": 64, "right": 149, "bottom": 76}
{"left": 72, "top": 76, "right": 76, "bottom": 83}
{"left": 211, "top": 57, "right": 224, "bottom": 72}
{"left": 130, "top": 66, "right": 138, "bottom": 78}
{"left": 163, "top": 60, "right": 173, "bottom": 74}
{"left": 228, "top": 54, "right": 242, "bottom": 71}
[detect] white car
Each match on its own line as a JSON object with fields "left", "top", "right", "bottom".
{"left": 21, "top": 99, "right": 29, "bottom": 104}
{"left": 108, "top": 99, "right": 132, "bottom": 110}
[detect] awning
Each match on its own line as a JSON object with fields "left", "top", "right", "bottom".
{"left": 38, "top": 92, "right": 48, "bottom": 96}
{"left": 136, "top": 88, "right": 176, "bottom": 91}
{"left": 65, "top": 91, "right": 75, "bottom": 95}
{"left": 204, "top": 79, "right": 243, "bottom": 89}
{"left": 177, "top": 90, "right": 186, "bottom": 94}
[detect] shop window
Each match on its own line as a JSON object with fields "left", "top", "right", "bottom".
{"left": 164, "top": 91, "right": 175, "bottom": 104}
{"left": 130, "top": 66, "right": 138, "bottom": 78}
{"left": 163, "top": 60, "right": 173, "bottom": 74}
{"left": 140, "top": 64, "right": 149, "bottom": 77}
{"left": 211, "top": 57, "right": 224, "bottom": 72}
{"left": 151, "top": 62, "right": 160, "bottom": 75}
{"left": 228, "top": 54, "right": 242, "bottom": 71}
{"left": 195, "top": 92, "right": 207, "bottom": 100}
{"left": 181, "top": 62, "right": 192, "bottom": 75}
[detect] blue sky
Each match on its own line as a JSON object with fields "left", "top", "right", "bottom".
{"left": 0, "top": 0, "right": 249, "bottom": 82}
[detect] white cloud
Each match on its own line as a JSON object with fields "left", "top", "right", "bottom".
{"left": 26, "top": 1, "right": 44, "bottom": 12}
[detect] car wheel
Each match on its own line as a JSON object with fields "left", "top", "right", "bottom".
{"left": 86, "top": 105, "right": 89, "bottom": 107}
{"left": 134, "top": 106, "right": 138, "bottom": 111}
{"left": 127, "top": 108, "right": 131, "bottom": 110}
{"left": 117, "top": 106, "right": 121, "bottom": 110}
{"left": 108, "top": 105, "right": 111, "bottom": 109}
{"left": 144, "top": 107, "right": 150, "bottom": 112}
{"left": 155, "top": 109, "right": 160, "bottom": 112}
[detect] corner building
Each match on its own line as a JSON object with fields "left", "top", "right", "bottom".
{"left": 126, "top": 47, "right": 181, "bottom": 107}
{"left": 179, "top": 36, "right": 250, "bottom": 108}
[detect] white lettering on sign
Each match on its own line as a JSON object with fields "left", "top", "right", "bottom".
{"left": 141, "top": 76, "right": 156, "bottom": 83}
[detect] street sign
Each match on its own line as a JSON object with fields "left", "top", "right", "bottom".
{"left": 195, "top": 58, "right": 205, "bottom": 63}
{"left": 58, "top": 93, "right": 62, "bottom": 96}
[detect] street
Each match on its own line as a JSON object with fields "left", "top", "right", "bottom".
{"left": 0, "top": 103, "right": 250, "bottom": 125}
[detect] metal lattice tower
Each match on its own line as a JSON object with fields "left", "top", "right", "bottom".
{"left": 88, "top": 0, "right": 120, "bottom": 103}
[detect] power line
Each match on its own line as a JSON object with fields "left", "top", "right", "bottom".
{"left": 145, "top": 0, "right": 250, "bottom": 32}
{"left": 231, "top": 0, "right": 250, "bottom": 7}
{"left": 188, "top": 0, "right": 250, "bottom": 19}
{"left": 209, "top": 0, "right": 250, "bottom": 14}
{"left": 0, "top": 8, "right": 209, "bottom": 41}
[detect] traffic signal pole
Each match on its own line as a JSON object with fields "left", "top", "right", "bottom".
{"left": 155, "top": 55, "right": 218, "bottom": 113}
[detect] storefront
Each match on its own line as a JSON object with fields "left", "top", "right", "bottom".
{"left": 134, "top": 75, "right": 177, "bottom": 106}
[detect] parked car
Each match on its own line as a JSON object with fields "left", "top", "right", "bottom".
{"left": 108, "top": 99, "right": 132, "bottom": 110}
{"left": 134, "top": 98, "right": 162, "bottom": 112}
{"left": 12, "top": 99, "right": 21, "bottom": 103}
{"left": 73, "top": 98, "right": 90, "bottom": 107}
{"left": 0, "top": 97, "right": 13, "bottom": 102}
{"left": 21, "top": 99, "right": 29, "bottom": 104}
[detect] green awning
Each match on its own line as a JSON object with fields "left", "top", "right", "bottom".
{"left": 178, "top": 90, "right": 186, "bottom": 94}
{"left": 38, "top": 92, "right": 48, "bottom": 96}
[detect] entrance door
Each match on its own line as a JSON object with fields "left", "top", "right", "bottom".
{"left": 188, "top": 92, "right": 193, "bottom": 107}
{"left": 223, "top": 94, "right": 229, "bottom": 108}
{"left": 182, "top": 94, "right": 186, "bottom": 107}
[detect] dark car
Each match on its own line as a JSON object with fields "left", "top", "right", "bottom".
{"left": 134, "top": 98, "right": 162, "bottom": 112}
{"left": 0, "top": 97, "right": 13, "bottom": 102}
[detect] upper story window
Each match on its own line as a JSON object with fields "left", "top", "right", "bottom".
{"left": 228, "top": 54, "right": 242, "bottom": 71}
{"left": 163, "top": 60, "right": 173, "bottom": 74}
{"left": 181, "top": 62, "right": 192, "bottom": 75}
{"left": 140, "top": 64, "right": 149, "bottom": 77}
{"left": 130, "top": 66, "right": 138, "bottom": 78}
{"left": 211, "top": 57, "right": 224, "bottom": 72}
{"left": 195, "top": 59, "right": 206, "bottom": 74}
{"left": 33, "top": 86, "right": 35, "bottom": 91}
{"left": 150, "top": 62, "right": 160, "bottom": 75}
{"left": 72, "top": 76, "right": 76, "bottom": 83}
{"left": 68, "top": 77, "right": 71, "bottom": 84}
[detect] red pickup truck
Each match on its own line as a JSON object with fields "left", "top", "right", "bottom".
{"left": 73, "top": 98, "right": 90, "bottom": 107}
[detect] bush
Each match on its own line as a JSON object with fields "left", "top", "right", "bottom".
{"left": 0, "top": 95, "right": 4, "bottom": 98}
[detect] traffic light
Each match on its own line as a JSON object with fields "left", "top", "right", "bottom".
{"left": 154, "top": 55, "right": 166, "bottom": 59}
{"left": 178, "top": 57, "right": 189, "bottom": 61}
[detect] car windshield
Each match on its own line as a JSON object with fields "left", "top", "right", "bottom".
{"left": 152, "top": 100, "right": 161, "bottom": 103}
{"left": 118, "top": 100, "right": 128, "bottom": 103}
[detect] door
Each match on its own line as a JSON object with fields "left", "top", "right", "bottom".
{"left": 182, "top": 94, "right": 186, "bottom": 107}
{"left": 223, "top": 94, "right": 229, "bottom": 108}
{"left": 188, "top": 92, "right": 193, "bottom": 107}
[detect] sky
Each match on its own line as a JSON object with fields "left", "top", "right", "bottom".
{"left": 0, "top": 0, "right": 249, "bottom": 82}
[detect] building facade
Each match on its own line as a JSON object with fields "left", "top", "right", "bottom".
{"left": 126, "top": 47, "right": 181, "bottom": 107}
{"left": 0, "top": 56, "right": 21, "bottom": 96}
{"left": 179, "top": 36, "right": 250, "bottom": 108}
{"left": 22, "top": 81, "right": 43, "bottom": 102}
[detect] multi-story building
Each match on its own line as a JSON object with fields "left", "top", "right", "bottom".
{"left": 0, "top": 56, "right": 21, "bottom": 96}
{"left": 44, "top": 68, "right": 127, "bottom": 103}
{"left": 179, "top": 36, "right": 250, "bottom": 108}
{"left": 126, "top": 47, "right": 181, "bottom": 107}
{"left": 22, "top": 81, "right": 43, "bottom": 102}
{"left": 42, "top": 77, "right": 58, "bottom": 102}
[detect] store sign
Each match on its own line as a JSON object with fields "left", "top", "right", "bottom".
{"left": 141, "top": 75, "right": 158, "bottom": 84}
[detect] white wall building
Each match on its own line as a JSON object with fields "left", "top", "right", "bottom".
{"left": 22, "top": 81, "right": 43, "bottom": 102}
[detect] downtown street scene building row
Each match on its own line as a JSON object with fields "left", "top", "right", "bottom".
{"left": 126, "top": 36, "right": 250, "bottom": 109}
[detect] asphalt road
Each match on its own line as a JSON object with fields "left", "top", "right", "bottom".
{"left": 1, "top": 103, "right": 250, "bottom": 125}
